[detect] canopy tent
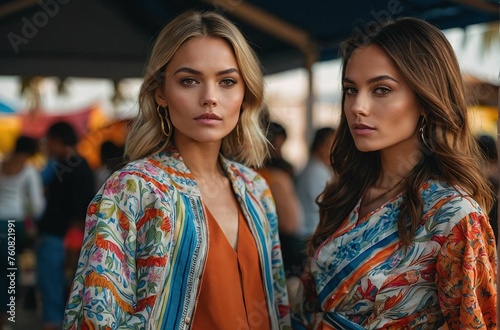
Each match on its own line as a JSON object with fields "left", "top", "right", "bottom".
{"left": 0, "top": 0, "right": 497, "bottom": 142}
{"left": 0, "top": 0, "right": 497, "bottom": 78}
{"left": 0, "top": 1, "right": 497, "bottom": 220}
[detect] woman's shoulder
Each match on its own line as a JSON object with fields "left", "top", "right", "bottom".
{"left": 103, "top": 153, "right": 174, "bottom": 189}
{"left": 223, "top": 157, "right": 252, "bottom": 171}
{"left": 422, "top": 179, "right": 485, "bottom": 219}
{"left": 108, "top": 152, "right": 200, "bottom": 198}
{"left": 118, "top": 152, "right": 172, "bottom": 175}
{"left": 224, "top": 159, "right": 269, "bottom": 186}
{"left": 421, "top": 180, "right": 458, "bottom": 200}
{"left": 222, "top": 159, "right": 273, "bottom": 203}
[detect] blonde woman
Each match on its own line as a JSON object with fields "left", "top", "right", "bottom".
{"left": 64, "top": 10, "right": 290, "bottom": 329}
{"left": 292, "top": 18, "right": 496, "bottom": 329}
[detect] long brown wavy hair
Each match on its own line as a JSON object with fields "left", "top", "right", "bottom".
{"left": 309, "top": 17, "right": 492, "bottom": 255}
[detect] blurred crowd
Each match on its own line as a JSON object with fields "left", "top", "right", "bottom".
{"left": 0, "top": 121, "right": 123, "bottom": 330}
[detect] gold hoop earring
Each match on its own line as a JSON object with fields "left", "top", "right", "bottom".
{"left": 419, "top": 117, "right": 431, "bottom": 151}
{"left": 156, "top": 105, "right": 172, "bottom": 138}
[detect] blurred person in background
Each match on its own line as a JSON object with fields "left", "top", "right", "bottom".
{"left": 265, "top": 121, "right": 294, "bottom": 178}
{"left": 63, "top": 10, "right": 290, "bottom": 329}
{"left": 0, "top": 135, "right": 44, "bottom": 330}
{"left": 296, "top": 127, "right": 336, "bottom": 237}
{"left": 258, "top": 120, "right": 304, "bottom": 305}
{"left": 93, "top": 140, "right": 124, "bottom": 191}
{"left": 260, "top": 121, "right": 303, "bottom": 237}
{"left": 476, "top": 134, "right": 498, "bottom": 239}
{"left": 293, "top": 17, "right": 496, "bottom": 329}
{"left": 36, "top": 121, "right": 95, "bottom": 330}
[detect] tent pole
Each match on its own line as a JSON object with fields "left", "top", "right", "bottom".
{"left": 203, "top": 0, "right": 313, "bottom": 50}
{"left": 304, "top": 49, "right": 318, "bottom": 146}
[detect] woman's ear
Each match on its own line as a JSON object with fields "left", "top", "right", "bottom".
{"left": 154, "top": 88, "right": 166, "bottom": 106}
{"left": 419, "top": 106, "right": 426, "bottom": 117}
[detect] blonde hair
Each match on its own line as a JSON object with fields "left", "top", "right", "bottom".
{"left": 125, "top": 10, "right": 268, "bottom": 167}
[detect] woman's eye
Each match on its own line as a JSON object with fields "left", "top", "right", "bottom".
{"left": 221, "top": 78, "right": 236, "bottom": 86}
{"left": 374, "top": 87, "right": 391, "bottom": 95}
{"left": 181, "top": 78, "right": 196, "bottom": 86}
{"left": 342, "top": 87, "right": 357, "bottom": 95}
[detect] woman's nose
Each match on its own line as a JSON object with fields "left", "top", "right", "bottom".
{"left": 347, "top": 93, "right": 369, "bottom": 117}
{"left": 200, "top": 84, "right": 218, "bottom": 107}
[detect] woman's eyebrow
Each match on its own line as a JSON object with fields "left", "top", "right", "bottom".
{"left": 173, "top": 67, "right": 201, "bottom": 75}
{"left": 173, "top": 67, "right": 239, "bottom": 76}
{"left": 343, "top": 75, "right": 398, "bottom": 84}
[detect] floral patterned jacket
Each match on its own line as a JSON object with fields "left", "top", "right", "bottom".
{"left": 63, "top": 146, "right": 291, "bottom": 329}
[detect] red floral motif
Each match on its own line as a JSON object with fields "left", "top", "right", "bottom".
{"left": 87, "top": 202, "right": 98, "bottom": 217}
{"left": 357, "top": 279, "right": 377, "bottom": 301}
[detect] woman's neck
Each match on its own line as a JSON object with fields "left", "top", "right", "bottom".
{"left": 375, "top": 170, "right": 406, "bottom": 190}
{"left": 379, "top": 142, "right": 421, "bottom": 186}
{"left": 175, "top": 140, "right": 225, "bottom": 182}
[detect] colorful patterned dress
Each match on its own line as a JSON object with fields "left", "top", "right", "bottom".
{"left": 63, "top": 146, "right": 291, "bottom": 329}
{"left": 292, "top": 180, "right": 497, "bottom": 330}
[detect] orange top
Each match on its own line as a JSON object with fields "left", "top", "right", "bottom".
{"left": 192, "top": 206, "right": 271, "bottom": 330}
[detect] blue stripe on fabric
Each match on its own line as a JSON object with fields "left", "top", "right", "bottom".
{"left": 318, "top": 230, "right": 399, "bottom": 303}
{"left": 161, "top": 208, "right": 197, "bottom": 330}
{"left": 244, "top": 194, "right": 273, "bottom": 299}
{"left": 323, "top": 312, "right": 365, "bottom": 330}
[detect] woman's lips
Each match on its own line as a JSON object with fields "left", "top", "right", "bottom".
{"left": 352, "top": 123, "right": 375, "bottom": 135}
{"left": 194, "top": 112, "right": 222, "bottom": 125}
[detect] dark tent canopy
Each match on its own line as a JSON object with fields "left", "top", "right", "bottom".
{"left": 0, "top": 0, "right": 498, "bottom": 79}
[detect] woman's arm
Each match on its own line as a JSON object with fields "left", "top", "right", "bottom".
{"left": 64, "top": 171, "right": 173, "bottom": 329}
{"left": 436, "top": 211, "right": 497, "bottom": 329}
